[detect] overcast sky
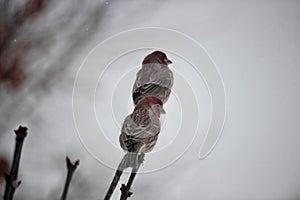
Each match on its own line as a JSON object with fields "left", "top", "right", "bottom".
{"left": 1, "top": 0, "right": 300, "bottom": 200}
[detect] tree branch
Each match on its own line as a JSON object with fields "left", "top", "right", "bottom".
{"left": 104, "top": 162, "right": 125, "bottom": 200}
{"left": 120, "top": 153, "right": 145, "bottom": 200}
{"left": 4, "top": 125, "right": 28, "bottom": 200}
{"left": 60, "top": 156, "right": 79, "bottom": 200}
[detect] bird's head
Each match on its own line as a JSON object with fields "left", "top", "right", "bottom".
{"left": 142, "top": 51, "right": 172, "bottom": 66}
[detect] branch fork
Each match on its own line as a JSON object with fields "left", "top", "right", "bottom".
{"left": 60, "top": 156, "right": 80, "bottom": 200}
{"left": 4, "top": 126, "right": 28, "bottom": 200}
{"left": 104, "top": 153, "right": 145, "bottom": 200}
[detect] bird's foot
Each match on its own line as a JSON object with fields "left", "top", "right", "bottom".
{"left": 138, "top": 153, "right": 145, "bottom": 165}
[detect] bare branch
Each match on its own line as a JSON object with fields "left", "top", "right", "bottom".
{"left": 4, "top": 125, "right": 28, "bottom": 200}
{"left": 104, "top": 169, "right": 123, "bottom": 200}
{"left": 104, "top": 161, "right": 125, "bottom": 200}
{"left": 120, "top": 153, "right": 145, "bottom": 200}
{"left": 104, "top": 153, "right": 145, "bottom": 200}
{"left": 60, "top": 156, "right": 80, "bottom": 200}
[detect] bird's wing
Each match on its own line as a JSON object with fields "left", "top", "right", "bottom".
{"left": 132, "top": 64, "right": 173, "bottom": 94}
{"left": 121, "top": 114, "right": 160, "bottom": 140}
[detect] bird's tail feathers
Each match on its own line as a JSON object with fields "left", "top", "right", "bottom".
{"left": 119, "top": 152, "right": 139, "bottom": 170}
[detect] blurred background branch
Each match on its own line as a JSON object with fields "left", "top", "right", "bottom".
{"left": 0, "top": 0, "right": 106, "bottom": 139}
{"left": 4, "top": 126, "right": 28, "bottom": 200}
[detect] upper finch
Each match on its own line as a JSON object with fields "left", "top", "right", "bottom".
{"left": 132, "top": 51, "right": 174, "bottom": 105}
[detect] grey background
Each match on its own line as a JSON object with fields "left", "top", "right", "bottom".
{"left": 1, "top": 0, "right": 300, "bottom": 199}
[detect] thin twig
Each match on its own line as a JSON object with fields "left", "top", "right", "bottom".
{"left": 60, "top": 156, "right": 79, "bottom": 200}
{"left": 4, "top": 125, "right": 28, "bottom": 200}
{"left": 120, "top": 153, "right": 145, "bottom": 200}
{"left": 104, "top": 161, "right": 125, "bottom": 200}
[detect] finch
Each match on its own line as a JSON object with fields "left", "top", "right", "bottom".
{"left": 132, "top": 51, "right": 174, "bottom": 105}
{"left": 119, "top": 96, "right": 165, "bottom": 169}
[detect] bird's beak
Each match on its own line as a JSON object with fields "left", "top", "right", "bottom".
{"left": 164, "top": 58, "right": 172, "bottom": 64}
{"left": 160, "top": 107, "right": 166, "bottom": 114}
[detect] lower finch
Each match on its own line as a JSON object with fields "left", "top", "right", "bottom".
{"left": 119, "top": 96, "right": 164, "bottom": 169}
